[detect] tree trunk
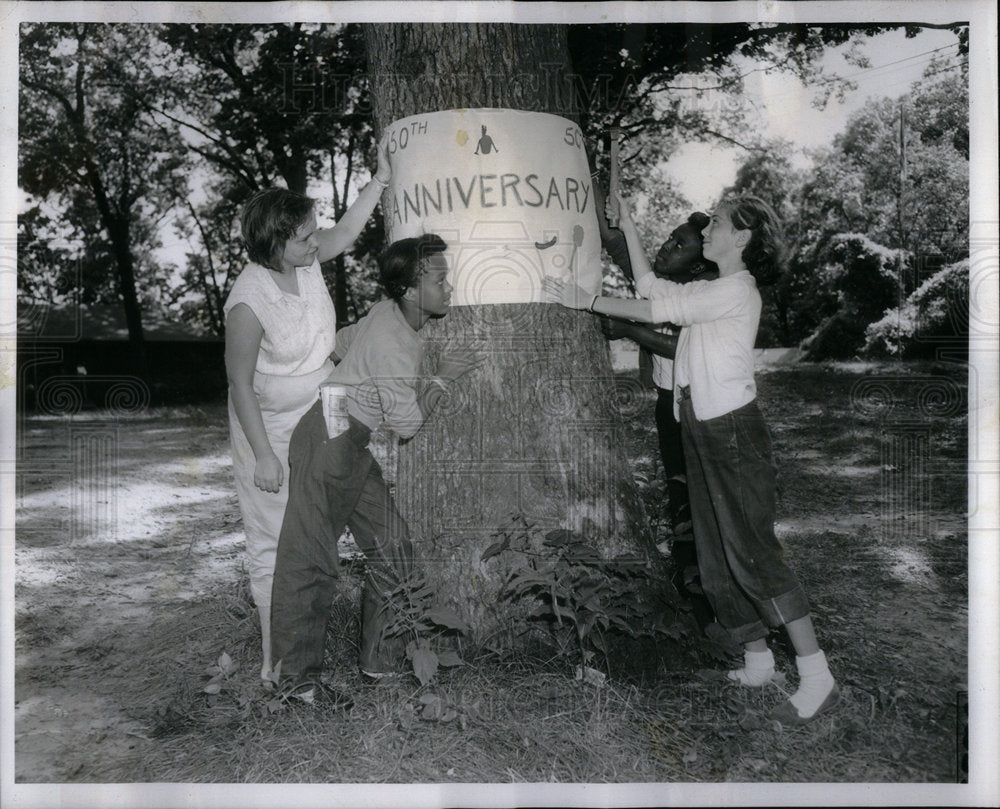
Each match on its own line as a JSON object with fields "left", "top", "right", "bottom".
{"left": 77, "top": 126, "right": 149, "bottom": 381}
{"left": 364, "top": 24, "right": 653, "bottom": 636}
{"left": 109, "top": 223, "right": 149, "bottom": 380}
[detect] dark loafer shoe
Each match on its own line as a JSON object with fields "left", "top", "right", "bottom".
{"left": 284, "top": 679, "right": 354, "bottom": 711}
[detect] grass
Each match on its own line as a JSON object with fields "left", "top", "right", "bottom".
{"left": 13, "top": 360, "right": 969, "bottom": 784}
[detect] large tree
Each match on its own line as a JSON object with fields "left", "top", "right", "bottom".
{"left": 19, "top": 23, "right": 187, "bottom": 376}
{"left": 364, "top": 24, "right": 652, "bottom": 633}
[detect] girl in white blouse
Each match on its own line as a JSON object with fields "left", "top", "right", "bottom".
{"left": 545, "top": 194, "right": 838, "bottom": 726}
{"left": 224, "top": 137, "right": 391, "bottom": 685}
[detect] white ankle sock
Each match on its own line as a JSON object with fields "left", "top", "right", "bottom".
{"left": 788, "top": 650, "right": 836, "bottom": 717}
{"left": 727, "top": 648, "right": 775, "bottom": 687}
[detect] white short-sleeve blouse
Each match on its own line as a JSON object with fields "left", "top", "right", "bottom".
{"left": 224, "top": 262, "right": 337, "bottom": 377}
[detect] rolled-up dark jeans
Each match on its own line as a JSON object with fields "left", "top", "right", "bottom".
{"left": 270, "top": 402, "right": 413, "bottom": 680}
{"left": 677, "top": 389, "right": 809, "bottom": 644}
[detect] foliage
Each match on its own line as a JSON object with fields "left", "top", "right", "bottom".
{"left": 721, "top": 56, "right": 968, "bottom": 350}
{"left": 16, "top": 205, "right": 80, "bottom": 305}
{"left": 154, "top": 23, "right": 382, "bottom": 332}
{"left": 378, "top": 566, "right": 470, "bottom": 687}
{"left": 482, "top": 515, "right": 684, "bottom": 672}
{"left": 19, "top": 23, "right": 187, "bottom": 354}
{"left": 800, "top": 234, "right": 901, "bottom": 360}
{"left": 574, "top": 23, "right": 964, "bottom": 242}
{"left": 863, "top": 259, "right": 969, "bottom": 358}
{"left": 570, "top": 23, "right": 919, "bottom": 137}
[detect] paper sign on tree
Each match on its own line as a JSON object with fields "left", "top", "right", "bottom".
{"left": 382, "top": 109, "right": 602, "bottom": 306}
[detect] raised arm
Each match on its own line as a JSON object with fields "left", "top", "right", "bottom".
{"left": 593, "top": 181, "right": 634, "bottom": 283}
{"left": 315, "top": 133, "right": 392, "bottom": 262}
{"left": 614, "top": 192, "right": 654, "bottom": 288}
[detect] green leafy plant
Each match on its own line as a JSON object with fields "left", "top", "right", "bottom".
{"left": 198, "top": 650, "right": 267, "bottom": 718}
{"left": 202, "top": 651, "right": 239, "bottom": 695}
{"left": 482, "top": 515, "right": 684, "bottom": 673}
{"left": 378, "top": 566, "right": 469, "bottom": 686}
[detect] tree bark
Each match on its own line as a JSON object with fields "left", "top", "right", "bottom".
{"left": 364, "top": 24, "right": 653, "bottom": 635}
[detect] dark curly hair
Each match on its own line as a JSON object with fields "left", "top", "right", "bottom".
{"left": 683, "top": 211, "right": 720, "bottom": 276}
{"left": 720, "top": 196, "right": 785, "bottom": 286}
{"left": 240, "top": 188, "right": 316, "bottom": 271}
{"left": 378, "top": 234, "right": 449, "bottom": 301}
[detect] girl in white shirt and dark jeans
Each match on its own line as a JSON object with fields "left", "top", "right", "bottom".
{"left": 544, "top": 195, "right": 838, "bottom": 726}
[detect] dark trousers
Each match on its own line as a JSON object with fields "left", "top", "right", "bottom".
{"left": 655, "top": 387, "right": 690, "bottom": 527}
{"left": 679, "top": 393, "right": 810, "bottom": 644}
{"left": 270, "top": 401, "right": 413, "bottom": 680}
{"left": 657, "top": 387, "right": 715, "bottom": 628}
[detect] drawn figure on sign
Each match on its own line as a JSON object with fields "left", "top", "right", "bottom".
{"left": 474, "top": 125, "right": 499, "bottom": 155}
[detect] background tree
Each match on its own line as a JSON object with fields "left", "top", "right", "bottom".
{"left": 19, "top": 23, "right": 187, "bottom": 377}
{"left": 567, "top": 24, "right": 945, "bottom": 226}
{"left": 715, "top": 50, "right": 968, "bottom": 357}
{"left": 153, "top": 23, "right": 380, "bottom": 330}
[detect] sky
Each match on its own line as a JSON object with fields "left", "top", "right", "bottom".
{"left": 667, "top": 26, "right": 963, "bottom": 210}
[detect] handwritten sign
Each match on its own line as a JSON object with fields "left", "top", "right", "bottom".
{"left": 383, "top": 109, "right": 601, "bottom": 306}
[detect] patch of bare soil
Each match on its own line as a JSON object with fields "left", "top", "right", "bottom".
{"left": 14, "top": 405, "right": 243, "bottom": 781}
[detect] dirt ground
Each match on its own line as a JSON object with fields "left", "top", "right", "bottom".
{"left": 13, "top": 404, "right": 245, "bottom": 781}
{"left": 10, "top": 361, "right": 971, "bottom": 785}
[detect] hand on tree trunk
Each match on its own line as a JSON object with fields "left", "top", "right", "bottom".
{"left": 436, "top": 347, "right": 484, "bottom": 383}
{"left": 543, "top": 276, "right": 593, "bottom": 311}
{"left": 374, "top": 131, "right": 392, "bottom": 185}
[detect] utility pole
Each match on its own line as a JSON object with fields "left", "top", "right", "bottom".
{"left": 896, "top": 102, "right": 906, "bottom": 363}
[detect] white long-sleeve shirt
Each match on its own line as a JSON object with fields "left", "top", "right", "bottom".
{"left": 636, "top": 270, "right": 761, "bottom": 421}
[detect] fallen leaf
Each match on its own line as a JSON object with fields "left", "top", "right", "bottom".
{"left": 421, "top": 697, "right": 443, "bottom": 721}
{"left": 411, "top": 645, "right": 438, "bottom": 686}
{"left": 218, "top": 652, "right": 238, "bottom": 676}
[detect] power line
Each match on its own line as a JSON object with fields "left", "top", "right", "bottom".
{"left": 833, "top": 42, "right": 960, "bottom": 83}
{"left": 808, "top": 44, "right": 961, "bottom": 89}
{"left": 868, "top": 59, "right": 967, "bottom": 94}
